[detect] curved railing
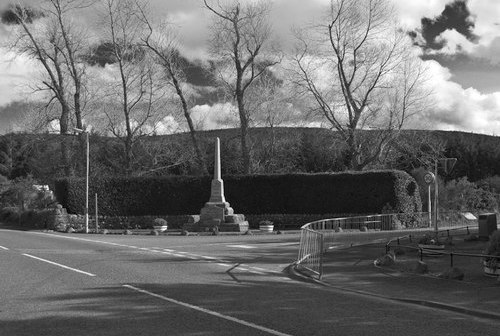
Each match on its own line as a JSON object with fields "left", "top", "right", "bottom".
{"left": 295, "top": 211, "right": 479, "bottom": 279}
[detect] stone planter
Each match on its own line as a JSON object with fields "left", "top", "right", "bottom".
{"left": 482, "top": 261, "right": 500, "bottom": 277}
{"left": 418, "top": 244, "right": 445, "bottom": 256}
{"left": 153, "top": 225, "right": 168, "bottom": 232}
{"left": 259, "top": 224, "right": 274, "bottom": 232}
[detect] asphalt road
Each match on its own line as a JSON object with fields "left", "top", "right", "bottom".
{"left": 1, "top": 228, "right": 500, "bottom": 336}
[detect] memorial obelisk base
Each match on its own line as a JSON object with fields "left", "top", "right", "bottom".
{"left": 183, "top": 138, "right": 249, "bottom": 233}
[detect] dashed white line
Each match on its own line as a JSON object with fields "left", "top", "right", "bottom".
{"left": 217, "top": 263, "right": 232, "bottom": 267}
{"left": 22, "top": 253, "right": 96, "bottom": 277}
{"left": 227, "top": 244, "right": 257, "bottom": 249}
{"left": 0, "top": 245, "right": 9, "bottom": 250}
{"left": 123, "top": 285, "right": 293, "bottom": 336}
{"left": 27, "top": 232, "right": 288, "bottom": 277}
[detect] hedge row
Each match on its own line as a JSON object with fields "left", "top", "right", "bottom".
{"left": 54, "top": 171, "right": 422, "bottom": 217}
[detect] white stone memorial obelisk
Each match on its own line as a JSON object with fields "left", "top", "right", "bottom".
{"left": 185, "top": 137, "right": 248, "bottom": 233}
{"left": 208, "top": 137, "right": 226, "bottom": 203}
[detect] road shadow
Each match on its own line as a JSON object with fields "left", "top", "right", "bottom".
{"left": 2, "top": 276, "right": 495, "bottom": 336}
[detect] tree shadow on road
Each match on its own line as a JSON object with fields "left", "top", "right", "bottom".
{"left": 2, "top": 272, "right": 496, "bottom": 336}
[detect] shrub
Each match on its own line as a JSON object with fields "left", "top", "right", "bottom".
{"left": 259, "top": 220, "right": 273, "bottom": 226}
{"left": 55, "top": 170, "right": 421, "bottom": 217}
{"left": 153, "top": 218, "right": 167, "bottom": 227}
{"left": 483, "top": 230, "right": 500, "bottom": 268}
{"left": 441, "top": 177, "right": 498, "bottom": 212}
{"left": 0, "top": 207, "right": 20, "bottom": 223}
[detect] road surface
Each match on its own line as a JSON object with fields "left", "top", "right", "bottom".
{"left": 1, "top": 229, "right": 499, "bottom": 335}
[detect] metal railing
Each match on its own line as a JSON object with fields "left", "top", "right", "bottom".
{"left": 296, "top": 228, "right": 324, "bottom": 278}
{"left": 295, "top": 211, "right": 480, "bottom": 280}
{"left": 384, "top": 226, "right": 500, "bottom": 273}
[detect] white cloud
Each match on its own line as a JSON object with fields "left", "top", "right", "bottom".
{"left": 434, "top": 29, "right": 477, "bottom": 55}
{"left": 411, "top": 60, "right": 500, "bottom": 135}
{"left": 469, "top": 0, "right": 500, "bottom": 45}
{"left": 155, "top": 115, "right": 181, "bottom": 135}
{"left": 391, "top": 0, "right": 449, "bottom": 29}
{"left": 0, "top": 49, "right": 39, "bottom": 106}
{"left": 190, "top": 103, "right": 238, "bottom": 130}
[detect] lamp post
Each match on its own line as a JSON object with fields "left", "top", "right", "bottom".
{"left": 74, "top": 128, "right": 89, "bottom": 234}
{"left": 423, "top": 172, "right": 435, "bottom": 228}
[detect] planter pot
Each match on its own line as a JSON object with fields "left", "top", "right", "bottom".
{"left": 482, "top": 261, "right": 500, "bottom": 277}
{"left": 259, "top": 224, "right": 274, "bottom": 232}
{"left": 153, "top": 225, "right": 168, "bottom": 232}
{"left": 418, "top": 244, "right": 445, "bottom": 256}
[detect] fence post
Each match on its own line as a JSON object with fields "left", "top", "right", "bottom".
{"left": 319, "top": 236, "right": 324, "bottom": 280}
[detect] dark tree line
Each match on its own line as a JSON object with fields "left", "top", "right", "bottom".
{"left": 2, "top": 129, "right": 500, "bottom": 184}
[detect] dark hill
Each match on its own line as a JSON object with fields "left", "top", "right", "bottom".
{"left": 1, "top": 128, "right": 499, "bottom": 183}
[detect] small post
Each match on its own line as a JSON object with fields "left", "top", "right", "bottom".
{"left": 434, "top": 160, "right": 439, "bottom": 235}
{"left": 95, "top": 193, "right": 98, "bottom": 233}
{"left": 428, "top": 184, "right": 432, "bottom": 228}
{"left": 450, "top": 252, "right": 454, "bottom": 267}
{"left": 319, "top": 237, "right": 324, "bottom": 280}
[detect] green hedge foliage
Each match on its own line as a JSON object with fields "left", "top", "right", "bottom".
{"left": 54, "top": 171, "right": 421, "bottom": 217}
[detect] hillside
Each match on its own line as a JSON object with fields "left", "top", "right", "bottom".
{"left": 1, "top": 128, "right": 500, "bottom": 183}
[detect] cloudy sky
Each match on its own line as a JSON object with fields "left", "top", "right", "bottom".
{"left": 1, "top": 0, "right": 500, "bottom": 135}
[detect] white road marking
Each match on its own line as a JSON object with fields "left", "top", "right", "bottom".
{"left": 217, "top": 263, "right": 232, "bottom": 267}
{"left": 27, "top": 232, "right": 289, "bottom": 277}
{"left": 0, "top": 245, "right": 9, "bottom": 250}
{"left": 227, "top": 244, "right": 257, "bottom": 249}
{"left": 200, "top": 255, "right": 217, "bottom": 260}
{"left": 227, "top": 242, "right": 299, "bottom": 248}
{"left": 22, "top": 253, "right": 96, "bottom": 277}
{"left": 123, "top": 285, "right": 293, "bottom": 336}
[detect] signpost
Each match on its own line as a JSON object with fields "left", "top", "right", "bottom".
{"left": 423, "top": 172, "right": 435, "bottom": 228}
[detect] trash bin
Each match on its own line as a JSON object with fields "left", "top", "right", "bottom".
{"left": 478, "top": 213, "right": 497, "bottom": 240}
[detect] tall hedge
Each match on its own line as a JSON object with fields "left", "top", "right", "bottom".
{"left": 54, "top": 170, "right": 421, "bottom": 216}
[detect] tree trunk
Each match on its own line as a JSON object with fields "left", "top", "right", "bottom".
{"left": 170, "top": 68, "right": 208, "bottom": 175}
{"left": 74, "top": 89, "right": 83, "bottom": 130}
{"left": 124, "top": 135, "right": 133, "bottom": 176}
{"left": 236, "top": 95, "right": 251, "bottom": 174}
{"left": 346, "top": 129, "right": 362, "bottom": 171}
{"left": 59, "top": 103, "right": 74, "bottom": 176}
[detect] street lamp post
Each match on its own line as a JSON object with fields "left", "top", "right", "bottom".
{"left": 423, "top": 172, "right": 435, "bottom": 228}
{"left": 74, "top": 128, "right": 89, "bottom": 234}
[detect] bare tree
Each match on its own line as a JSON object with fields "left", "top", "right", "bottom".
{"left": 46, "top": 0, "right": 94, "bottom": 130}
{"left": 100, "top": 0, "right": 165, "bottom": 175}
{"left": 290, "top": 0, "right": 431, "bottom": 170}
{"left": 136, "top": 8, "right": 208, "bottom": 175}
{"left": 7, "top": 1, "right": 93, "bottom": 176}
{"left": 204, "top": 0, "right": 280, "bottom": 174}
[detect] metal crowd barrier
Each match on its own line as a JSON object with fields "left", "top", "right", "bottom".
{"left": 295, "top": 211, "right": 479, "bottom": 280}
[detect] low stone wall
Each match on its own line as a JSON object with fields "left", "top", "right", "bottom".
{"left": 1, "top": 207, "right": 372, "bottom": 232}
{"left": 69, "top": 213, "right": 364, "bottom": 231}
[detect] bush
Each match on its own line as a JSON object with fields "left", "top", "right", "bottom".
{"left": 483, "top": 230, "right": 500, "bottom": 268}
{"left": 259, "top": 220, "right": 273, "bottom": 226}
{"left": 55, "top": 170, "right": 421, "bottom": 217}
{"left": 153, "top": 218, "right": 167, "bottom": 227}
{"left": 441, "top": 177, "right": 498, "bottom": 212}
{"left": 0, "top": 207, "right": 20, "bottom": 223}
